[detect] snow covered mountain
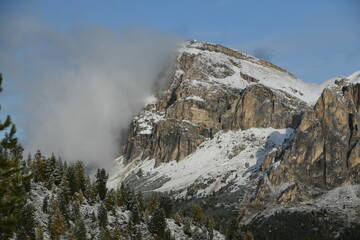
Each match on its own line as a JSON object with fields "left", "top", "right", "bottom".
{"left": 108, "top": 41, "right": 360, "bottom": 234}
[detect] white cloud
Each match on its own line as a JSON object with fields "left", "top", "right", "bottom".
{"left": 0, "top": 17, "right": 179, "bottom": 167}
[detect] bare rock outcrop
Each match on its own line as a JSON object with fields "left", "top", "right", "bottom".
{"left": 262, "top": 83, "right": 360, "bottom": 196}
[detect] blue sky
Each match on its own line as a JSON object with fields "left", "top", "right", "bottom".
{"left": 2, "top": 0, "right": 359, "bottom": 83}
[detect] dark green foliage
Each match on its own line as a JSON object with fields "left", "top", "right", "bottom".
{"left": 98, "top": 203, "right": 108, "bottom": 228}
{"left": 95, "top": 168, "right": 108, "bottom": 201}
{"left": 33, "top": 150, "right": 46, "bottom": 182}
{"left": 0, "top": 73, "right": 31, "bottom": 239}
{"left": 57, "top": 185, "right": 70, "bottom": 222}
{"left": 74, "top": 160, "right": 86, "bottom": 193}
{"left": 50, "top": 204, "right": 67, "bottom": 240}
{"left": 190, "top": 204, "right": 205, "bottom": 222}
{"left": 66, "top": 165, "right": 78, "bottom": 195}
{"left": 17, "top": 203, "right": 37, "bottom": 240}
{"left": 84, "top": 178, "right": 97, "bottom": 204}
{"left": 36, "top": 224, "right": 44, "bottom": 240}
{"left": 248, "top": 210, "right": 341, "bottom": 240}
{"left": 131, "top": 202, "right": 141, "bottom": 224}
{"left": 148, "top": 192, "right": 158, "bottom": 214}
{"left": 226, "top": 218, "right": 252, "bottom": 240}
{"left": 73, "top": 217, "right": 87, "bottom": 240}
{"left": 71, "top": 202, "right": 81, "bottom": 221}
{"left": 99, "top": 227, "right": 112, "bottom": 240}
{"left": 159, "top": 194, "right": 173, "bottom": 218}
{"left": 42, "top": 195, "right": 49, "bottom": 213}
{"left": 149, "top": 206, "right": 167, "bottom": 239}
{"left": 164, "top": 229, "right": 174, "bottom": 240}
{"left": 339, "top": 223, "right": 360, "bottom": 240}
{"left": 105, "top": 188, "right": 116, "bottom": 211}
{"left": 137, "top": 191, "right": 146, "bottom": 213}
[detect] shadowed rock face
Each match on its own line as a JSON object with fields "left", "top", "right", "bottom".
{"left": 267, "top": 84, "right": 360, "bottom": 190}
{"left": 248, "top": 83, "right": 360, "bottom": 213}
{"left": 122, "top": 47, "right": 309, "bottom": 166}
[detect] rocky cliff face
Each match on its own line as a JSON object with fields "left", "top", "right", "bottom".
{"left": 122, "top": 41, "right": 310, "bottom": 167}
{"left": 264, "top": 81, "right": 360, "bottom": 190}
{"left": 109, "top": 41, "right": 360, "bottom": 226}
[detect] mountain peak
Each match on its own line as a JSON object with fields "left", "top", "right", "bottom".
{"left": 176, "top": 40, "right": 320, "bottom": 104}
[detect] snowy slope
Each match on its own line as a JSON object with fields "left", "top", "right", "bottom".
{"left": 109, "top": 127, "right": 294, "bottom": 198}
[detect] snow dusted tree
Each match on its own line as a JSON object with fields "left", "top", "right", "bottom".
{"left": 84, "top": 177, "right": 98, "bottom": 204}
{"left": 53, "top": 158, "right": 63, "bottom": 186}
{"left": 45, "top": 153, "right": 56, "bottom": 182}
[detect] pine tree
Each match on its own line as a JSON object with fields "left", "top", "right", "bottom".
{"left": 66, "top": 164, "right": 78, "bottom": 195}
{"left": 116, "top": 183, "right": 127, "bottom": 207}
{"left": 26, "top": 152, "right": 32, "bottom": 169}
{"left": 57, "top": 182, "right": 70, "bottom": 222}
{"left": 206, "top": 216, "right": 216, "bottom": 240}
{"left": 190, "top": 204, "right": 205, "bottom": 222}
{"left": 99, "top": 227, "right": 112, "bottom": 240}
{"left": 74, "top": 160, "right": 86, "bottom": 193}
{"left": 73, "top": 216, "right": 87, "bottom": 240}
{"left": 159, "top": 194, "right": 173, "bottom": 218}
{"left": 53, "top": 158, "right": 63, "bottom": 186}
{"left": 33, "top": 149, "right": 46, "bottom": 182}
{"left": 71, "top": 202, "right": 81, "bottom": 221}
{"left": 131, "top": 202, "right": 141, "bottom": 224}
{"left": 136, "top": 191, "right": 146, "bottom": 213}
{"left": 36, "top": 224, "right": 44, "bottom": 240}
{"left": 16, "top": 203, "right": 37, "bottom": 240}
{"left": 0, "top": 73, "right": 31, "bottom": 239}
{"left": 85, "top": 178, "right": 98, "bottom": 204}
{"left": 174, "top": 213, "right": 182, "bottom": 226}
{"left": 148, "top": 192, "right": 158, "bottom": 214}
{"left": 105, "top": 188, "right": 116, "bottom": 211}
{"left": 149, "top": 206, "right": 166, "bottom": 239}
{"left": 50, "top": 205, "right": 67, "bottom": 240}
{"left": 95, "top": 168, "right": 108, "bottom": 201}
{"left": 227, "top": 218, "right": 251, "bottom": 240}
{"left": 183, "top": 218, "right": 192, "bottom": 236}
{"left": 98, "top": 203, "right": 108, "bottom": 228}
{"left": 45, "top": 153, "right": 56, "bottom": 182}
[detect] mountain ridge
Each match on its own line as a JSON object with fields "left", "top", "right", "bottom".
{"left": 108, "top": 41, "right": 360, "bottom": 236}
